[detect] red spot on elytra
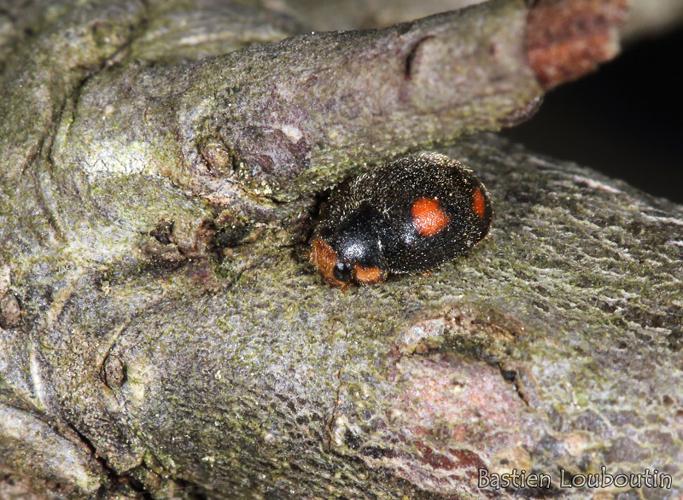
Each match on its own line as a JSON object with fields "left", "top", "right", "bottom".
{"left": 472, "top": 188, "right": 486, "bottom": 220}
{"left": 411, "top": 198, "right": 450, "bottom": 237}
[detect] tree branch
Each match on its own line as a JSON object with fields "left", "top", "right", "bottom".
{"left": 5, "top": 1, "right": 678, "bottom": 499}
{"left": 179, "top": 0, "right": 626, "bottom": 198}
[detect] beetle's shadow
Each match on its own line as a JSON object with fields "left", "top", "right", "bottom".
{"left": 289, "top": 188, "right": 332, "bottom": 266}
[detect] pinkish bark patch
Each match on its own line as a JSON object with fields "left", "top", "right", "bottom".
{"left": 361, "top": 353, "right": 545, "bottom": 495}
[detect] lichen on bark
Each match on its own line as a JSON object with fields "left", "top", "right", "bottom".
{"left": 2, "top": 0, "right": 680, "bottom": 499}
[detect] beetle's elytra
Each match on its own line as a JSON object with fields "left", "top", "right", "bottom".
{"left": 310, "top": 153, "right": 493, "bottom": 288}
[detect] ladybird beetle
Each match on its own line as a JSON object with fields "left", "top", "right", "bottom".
{"left": 310, "top": 153, "right": 493, "bottom": 288}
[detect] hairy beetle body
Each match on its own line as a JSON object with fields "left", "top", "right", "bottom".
{"left": 311, "top": 153, "right": 493, "bottom": 288}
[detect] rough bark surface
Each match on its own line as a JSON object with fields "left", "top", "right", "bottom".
{"left": 1, "top": 0, "right": 681, "bottom": 499}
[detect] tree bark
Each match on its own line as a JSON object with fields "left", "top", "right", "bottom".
{"left": 2, "top": 0, "right": 681, "bottom": 498}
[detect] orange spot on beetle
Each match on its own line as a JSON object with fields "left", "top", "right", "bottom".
{"left": 310, "top": 238, "right": 347, "bottom": 288}
{"left": 411, "top": 198, "right": 450, "bottom": 237}
{"left": 354, "top": 265, "right": 384, "bottom": 285}
{"left": 472, "top": 188, "right": 486, "bottom": 220}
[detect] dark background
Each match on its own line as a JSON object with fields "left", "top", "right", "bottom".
{"left": 504, "top": 28, "right": 683, "bottom": 203}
